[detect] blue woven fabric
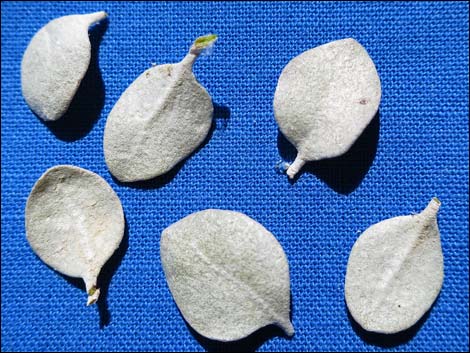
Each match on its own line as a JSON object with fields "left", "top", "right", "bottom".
{"left": 2, "top": 1, "right": 468, "bottom": 351}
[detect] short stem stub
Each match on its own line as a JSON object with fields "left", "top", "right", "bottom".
{"left": 286, "top": 156, "right": 306, "bottom": 179}
{"left": 279, "top": 319, "right": 295, "bottom": 337}
{"left": 84, "top": 276, "right": 100, "bottom": 306}
{"left": 421, "top": 197, "right": 441, "bottom": 220}
{"left": 85, "top": 11, "right": 108, "bottom": 25}
{"left": 86, "top": 286, "right": 100, "bottom": 306}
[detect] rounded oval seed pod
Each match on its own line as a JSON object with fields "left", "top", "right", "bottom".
{"left": 345, "top": 198, "right": 444, "bottom": 334}
{"left": 103, "top": 34, "right": 217, "bottom": 182}
{"left": 21, "top": 11, "right": 108, "bottom": 121}
{"left": 160, "top": 209, "right": 294, "bottom": 342}
{"left": 25, "top": 165, "right": 124, "bottom": 306}
{"left": 273, "top": 38, "right": 381, "bottom": 179}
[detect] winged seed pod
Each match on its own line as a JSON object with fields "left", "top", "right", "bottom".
{"left": 160, "top": 209, "right": 294, "bottom": 342}
{"left": 25, "top": 165, "right": 124, "bottom": 306}
{"left": 345, "top": 198, "right": 444, "bottom": 334}
{"left": 21, "top": 11, "right": 108, "bottom": 121}
{"left": 103, "top": 35, "right": 217, "bottom": 182}
{"left": 273, "top": 38, "right": 381, "bottom": 179}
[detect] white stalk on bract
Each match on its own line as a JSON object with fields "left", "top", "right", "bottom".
{"left": 160, "top": 209, "right": 294, "bottom": 342}
{"left": 273, "top": 38, "right": 381, "bottom": 179}
{"left": 21, "top": 11, "right": 108, "bottom": 121}
{"left": 345, "top": 198, "right": 444, "bottom": 334}
{"left": 103, "top": 34, "right": 217, "bottom": 182}
{"left": 25, "top": 165, "right": 125, "bottom": 306}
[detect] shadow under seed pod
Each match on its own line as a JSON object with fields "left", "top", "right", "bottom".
{"left": 277, "top": 111, "right": 380, "bottom": 194}
{"left": 182, "top": 290, "right": 294, "bottom": 352}
{"left": 112, "top": 102, "right": 230, "bottom": 189}
{"left": 186, "top": 322, "right": 292, "bottom": 352}
{"left": 213, "top": 103, "right": 231, "bottom": 130}
{"left": 345, "top": 295, "right": 439, "bottom": 348}
{"left": 39, "top": 18, "right": 108, "bottom": 142}
{"left": 58, "top": 217, "right": 129, "bottom": 329}
{"left": 96, "top": 218, "right": 129, "bottom": 328}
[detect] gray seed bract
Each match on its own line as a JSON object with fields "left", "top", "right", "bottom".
{"left": 345, "top": 198, "right": 444, "bottom": 334}
{"left": 103, "top": 35, "right": 217, "bottom": 182}
{"left": 21, "top": 11, "right": 108, "bottom": 121}
{"left": 25, "top": 165, "right": 125, "bottom": 306}
{"left": 273, "top": 38, "right": 381, "bottom": 179}
{"left": 160, "top": 209, "right": 294, "bottom": 342}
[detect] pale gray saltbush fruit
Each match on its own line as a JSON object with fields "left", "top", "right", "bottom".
{"left": 274, "top": 38, "right": 381, "bottom": 179}
{"left": 160, "top": 209, "right": 294, "bottom": 342}
{"left": 103, "top": 34, "right": 217, "bottom": 182}
{"left": 345, "top": 198, "right": 444, "bottom": 334}
{"left": 25, "top": 165, "right": 124, "bottom": 306}
{"left": 21, "top": 11, "right": 108, "bottom": 121}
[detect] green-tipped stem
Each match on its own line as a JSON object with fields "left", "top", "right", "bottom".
{"left": 84, "top": 277, "right": 100, "bottom": 306}
{"left": 286, "top": 156, "right": 306, "bottom": 179}
{"left": 182, "top": 34, "right": 218, "bottom": 66}
{"left": 191, "top": 34, "right": 218, "bottom": 54}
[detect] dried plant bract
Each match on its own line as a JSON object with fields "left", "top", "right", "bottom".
{"left": 345, "top": 198, "right": 444, "bottom": 334}
{"left": 104, "top": 34, "right": 217, "bottom": 182}
{"left": 21, "top": 12, "right": 108, "bottom": 121}
{"left": 25, "top": 165, "right": 125, "bottom": 306}
{"left": 160, "top": 209, "right": 294, "bottom": 342}
{"left": 274, "top": 38, "right": 381, "bottom": 178}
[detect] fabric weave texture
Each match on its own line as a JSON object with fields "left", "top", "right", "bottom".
{"left": 1, "top": 1, "right": 469, "bottom": 352}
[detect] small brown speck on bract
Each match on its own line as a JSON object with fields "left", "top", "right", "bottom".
{"left": 103, "top": 35, "right": 217, "bottom": 182}
{"left": 273, "top": 38, "right": 381, "bottom": 179}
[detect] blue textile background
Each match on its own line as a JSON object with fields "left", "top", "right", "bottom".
{"left": 1, "top": 1, "right": 469, "bottom": 351}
